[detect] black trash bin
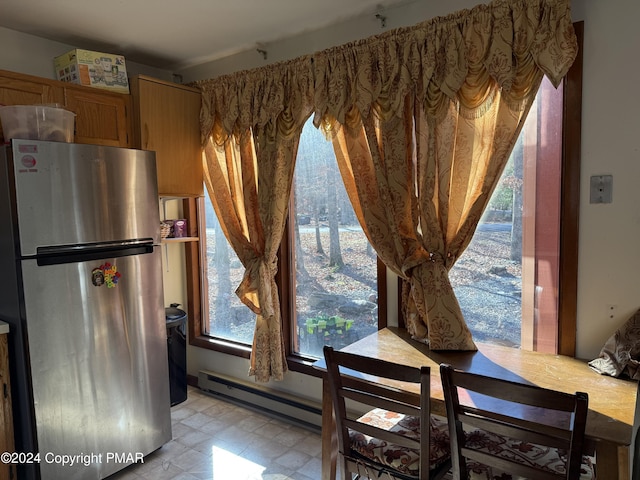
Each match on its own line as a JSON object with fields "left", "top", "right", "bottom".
{"left": 165, "top": 303, "right": 187, "bottom": 406}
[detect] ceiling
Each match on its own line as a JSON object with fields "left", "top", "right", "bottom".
{"left": 0, "top": 0, "right": 413, "bottom": 71}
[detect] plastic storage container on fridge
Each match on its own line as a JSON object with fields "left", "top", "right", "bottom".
{"left": 0, "top": 105, "right": 75, "bottom": 143}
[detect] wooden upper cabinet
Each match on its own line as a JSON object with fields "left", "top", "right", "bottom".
{"left": 0, "top": 69, "right": 131, "bottom": 148}
{"left": 0, "top": 69, "right": 64, "bottom": 142}
{"left": 130, "top": 75, "right": 203, "bottom": 197}
{"left": 0, "top": 70, "right": 63, "bottom": 105}
{"left": 62, "top": 85, "right": 132, "bottom": 147}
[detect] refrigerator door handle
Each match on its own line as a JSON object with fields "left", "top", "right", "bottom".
{"left": 35, "top": 238, "right": 155, "bottom": 266}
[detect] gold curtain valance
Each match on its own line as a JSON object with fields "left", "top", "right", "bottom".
{"left": 312, "top": 0, "right": 577, "bottom": 126}
{"left": 195, "top": 0, "right": 576, "bottom": 141}
{"left": 195, "top": 55, "right": 314, "bottom": 145}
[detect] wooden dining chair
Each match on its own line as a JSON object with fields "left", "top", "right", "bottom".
{"left": 440, "top": 363, "right": 595, "bottom": 480}
{"left": 630, "top": 379, "right": 640, "bottom": 480}
{"left": 323, "top": 345, "right": 451, "bottom": 480}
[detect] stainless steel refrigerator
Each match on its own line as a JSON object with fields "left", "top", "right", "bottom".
{"left": 0, "top": 139, "right": 172, "bottom": 479}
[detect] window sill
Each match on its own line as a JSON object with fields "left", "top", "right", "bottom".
{"left": 161, "top": 236, "right": 199, "bottom": 243}
{"left": 287, "top": 355, "right": 325, "bottom": 378}
{"left": 189, "top": 334, "right": 324, "bottom": 378}
{"left": 189, "top": 335, "right": 252, "bottom": 359}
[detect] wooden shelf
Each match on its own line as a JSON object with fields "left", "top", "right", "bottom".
{"left": 161, "top": 237, "right": 199, "bottom": 243}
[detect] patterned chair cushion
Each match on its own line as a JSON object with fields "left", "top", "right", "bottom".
{"left": 348, "top": 408, "right": 451, "bottom": 477}
{"left": 441, "top": 428, "right": 596, "bottom": 480}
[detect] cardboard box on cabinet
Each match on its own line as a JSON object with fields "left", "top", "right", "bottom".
{"left": 54, "top": 49, "right": 130, "bottom": 94}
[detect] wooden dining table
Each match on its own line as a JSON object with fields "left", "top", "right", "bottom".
{"left": 315, "top": 327, "right": 638, "bottom": 480}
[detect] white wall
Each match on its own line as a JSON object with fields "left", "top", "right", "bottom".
{"left": 0, "top": 27, "right": 172, "bottom": 81}
{"left": 2, "top": 0, "right": 639, "bottom": 400}
{"left": 178, "top": 0, "right": 490, "bottom": 82}
{"left": 569, "top": 0, "right": 640, "bottom": 359}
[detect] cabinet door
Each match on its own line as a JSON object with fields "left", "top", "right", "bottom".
{"left": 63, "top": 86, "right": 132, "bottom": 147}
{"left": 0, "top": 69, "right": 132, "bottom": 148}
{"left": 0, "top": 71, "right": 63, "bottom": 105}
{"left": 131, "top": 76, "right": 202, "bottom": 196}
{"left": 0, "top": 69, "right": 65, "bottom": 142}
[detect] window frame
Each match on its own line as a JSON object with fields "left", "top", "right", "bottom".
{"left": 279, "top": 211, "right": 389, "bottom": 374}
{"left": 556, "top": 21, "right": 583, "bottom": 357}
{"left": 184, "top": 173, "right": 389, "bottom": 373}
{"left": 185, "top": 196, "right": 252, "bottom": 359}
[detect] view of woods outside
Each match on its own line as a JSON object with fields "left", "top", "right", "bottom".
{"left": 449, "top": 150, "right": 522, "bottom": 347}
{"left": 203, "top": 192, "right": 249, "bottom": 344}
{"left": 292, "top": 122, "right": 379, "bottom": 357}
{"left": 203, "top": 119, "right": 527, "bottom": 356}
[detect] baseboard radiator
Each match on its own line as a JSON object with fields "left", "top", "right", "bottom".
{"left": 198, "top": 370, "right": 322, "bottom": 431}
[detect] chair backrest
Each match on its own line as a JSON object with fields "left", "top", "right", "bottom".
{"left": 440, "top": 363, "right": 589, "bottom": 480}
{"left": 323, "top": 345, "right": 435, "bottom": 479}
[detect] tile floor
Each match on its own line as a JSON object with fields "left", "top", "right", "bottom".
{"left": 106, "top": 386, "right": 330, "bottom": 480}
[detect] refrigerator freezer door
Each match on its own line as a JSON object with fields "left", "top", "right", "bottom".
{"left": 20, "top": 247, "right": 171, "bottom": 479}
{"left": 7, "top": 140, "right": 160, "bottom": 257}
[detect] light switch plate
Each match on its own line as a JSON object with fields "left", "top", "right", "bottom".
{"left": 590, "top": 175, "right": 613, "bottom": 204}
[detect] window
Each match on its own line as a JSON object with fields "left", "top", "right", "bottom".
{"left": 201, "top": 189, "right": 253, "bottom": 345}
{"left": 195, "top": 119, "right": 384, "bottom": 359}
{"left": 287, "top": 120, "right": 381, "bottom": 358}
{"left": 450, "top": 75, "right": 566, "bottom": 350}
{"left": 188, "top": 22, "right": 582, "bottom": 360}
{"left": 450, "top": 154, "right": 523, "bottom": 347}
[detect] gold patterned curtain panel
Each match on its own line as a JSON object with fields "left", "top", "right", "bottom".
{"left": 313, "top": 0, "right": 577, "bottom": 350}
{"left": 197, "top": 57, "right": 314, "bottom": 381}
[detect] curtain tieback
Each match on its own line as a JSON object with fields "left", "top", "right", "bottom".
{"left": 428, "top": 251, "right": 455, "bottom": 268}
{"left": 257, "top": 258, "right": 278, "bottom": 318}
{"left": 428, "top": 252, "right": 445, "bottom": 264}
